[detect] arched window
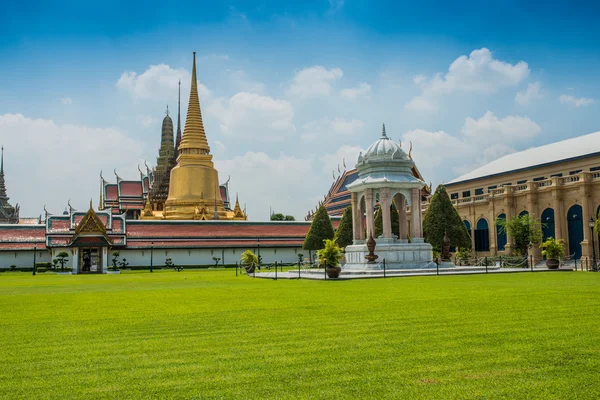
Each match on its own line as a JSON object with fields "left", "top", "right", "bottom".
{"left": 567, "top": 205, "right": 583, "bottom": 259}
{"left": 475, "top": 218, "right": 490, "bottom": 252}
{"left": 541, "top": 208, "right": 555, "bottom": 240}
{"left": 496, "top": 213, "right": 507, "bottom": 251}
{"left": 519, "top": 210, "right": 529, "bottom": 217}
{"left": 463, "top": 220, "right": 471, "bottom": 232}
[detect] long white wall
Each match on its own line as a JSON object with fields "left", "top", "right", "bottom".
{"left": 117, "top": 246, "right": 304, "bottom": 267}
{"left": 0, "top": 250, "right": 52, "bottom": 269}
{"left": 0, "top": 246, "right": 307, "bottom": 270}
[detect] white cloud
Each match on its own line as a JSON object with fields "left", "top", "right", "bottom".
{"left": 60, "top": 97, "right": 72, "bottom": 105}
{"left": 0, "top": 114, "right": 145, "bottom": 217}
{"left": 462, "top": 111, "right": 541, "bottom": 144}
{"left": 340, "top": 82, "right": 372, "bottom": 100}
{"left": 228, "top": 70, "right": 266, "bottom": 94}
{"left": 515, "top": 82, "right": 542, "bottom": 105}
{"left": 287, "top": 66, "right": 343, "bottom": 97}
{"left": 403, "top": 111, "right": 540, "bottom": 185}
{"left": 137, "top": 114, "right": 158, "bottom": 128}
{"left": 215, "top": 152, "right": 314, "bottom": 220}
{"left": 301, "top": 117, "right": 364, "bottom": 141}
{"left": 117, "top": 64, "right": 189, "bottom": 100}
{"left": 208, "top": 92, "right": 295, "bottom": 141}
{"left": 406, "top": 48, "right": 530, "bottom": 112}
{"left": 321, "top": 145, "right": 364, "bottom": 176}
{"left": 559, "top": 94, "right": 594, "bottom": 107}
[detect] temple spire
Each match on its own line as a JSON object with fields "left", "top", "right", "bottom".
{"left": 176, "top": 80, "right": 182, "bottom": 155}
{"left": 381, "top": 123, "right": 387, "bottom": 139}
{"left": 178, "top": 52, "right": 210, "bottom": 154}
{"left": 0, "top": 146, "right": 7, "bottom": 200}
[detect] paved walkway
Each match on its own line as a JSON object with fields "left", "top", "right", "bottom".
{"left": 251, "top": 265, "right": 574, "bottom": 280}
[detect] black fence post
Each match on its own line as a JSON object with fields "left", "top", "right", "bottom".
{"left": 275, "top": 261, "right": 278, "bottom": 281}
{"left": 499, "top": 255, "right": 502, "bottom": 268}
{"left": 574, "top": 257, "right": 577, "bottom": 271}
{"left": 485, "top": 256, "right": 488, "bottom": 274}
{"left": 32, "top": 245, "right": 37, "bottom": 276}
{"left": 530, "top": 255, "right": 533, "bottom": 272}
{"left": 236, "top": 261, "right": 238, "bottom": 276}
{"left": 298, "top": 259, "right": 301, "bottom": 278}
{"left": 436, "top": 257, "right": 439, "bottom": 275}
{"left": 383, "top": 258, "right": 386, "bottom": 278}
{"left": 324, "top": 263, "right": 327, "bottom": 280}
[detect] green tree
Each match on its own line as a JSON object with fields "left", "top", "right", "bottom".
{"left": 497, "top": 214, "right": 543, "bottom": 256}
{"left": 334, "top": 206, "right": 353, "bottom": 248}
{"left": 316, "top": 239, "right": 343, "bottom": 268}
{"left": 374, "top": 202, "right": 400, "bottom": 238}
{"left": 423, "top": 185, "right": 471, "bottom": 251}
{"left": 55, "top": 251, "right": 69, "bottom": 272}
{"left": 303, "top": 205, "right": 335, "bottom": 251}
{"left": 284, "top": 215, "right": 296, "bottom": 221}
{"left": 270, "top": 213, "right": 285, "bottom": 221}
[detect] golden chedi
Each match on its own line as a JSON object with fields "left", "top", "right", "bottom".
{"left": 164, "top": 52, "right": 229, "bottom": 220}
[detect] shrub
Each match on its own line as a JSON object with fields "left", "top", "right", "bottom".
{"left": 423, "top": 185, "right": 471, "bottom": 251}
{"left": 316, "top": 239, "right": 343, "bottom": 269}
{"left": 540, "top": 237, "right": 565, "bottom": 260}
{"left": 334, "top": 206, "right": 353, "bottom": 248}
{"left": 304, "top": 205, "right": 334, "bottom": 251}
{"left": 240, "top": 250, "right": 258, "bottom": 272}
{"left": 497, "top": 214, "right": 543, "bottom": 256}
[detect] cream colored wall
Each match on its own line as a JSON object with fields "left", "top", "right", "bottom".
{"left": 432, "top": 155, "right": 600, "bottom": 260}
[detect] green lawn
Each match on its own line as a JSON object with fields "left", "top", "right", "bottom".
{"left": 0, "top": 271, "right": 599, "bottom": 399}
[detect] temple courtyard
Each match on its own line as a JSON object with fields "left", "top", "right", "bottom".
{"left": 0, "top": 271, "right": 598, "bottom": 399}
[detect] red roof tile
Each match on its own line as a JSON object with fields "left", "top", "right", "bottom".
{"left": 120, "top": 181, "right": 143, "bottom": 197}
{"left": 105, "top": 185, "right": 118, "bottom": 201}
{"left": 126, "top": 221, "right": 311, "bottom": 239}
{"left": 126, "top": 239, "right": 303, "bottom": 248}
{"left": 0, "top": 226, "right": 46, "bottom": 242}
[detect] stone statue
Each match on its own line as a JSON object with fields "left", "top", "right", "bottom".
{"left": 365, "top": 234, "right": 379, "bottom": 264}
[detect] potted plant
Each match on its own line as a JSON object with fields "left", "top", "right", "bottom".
{"left": 240, "top": 250, "right": 259, "bottom": 274}
{"left": 54, "top": 251, "right": 71, "bottom": 274}
{"left": 106, "top": 251, "right": 121, "bottom": 274}
{"left": 540, "top": 237, "right": 565, "bottom": 269}
{"left": 317, "top": 239, "right": 343, "bottom": 278}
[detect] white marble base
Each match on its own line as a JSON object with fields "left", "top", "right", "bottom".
{"left": 344, "top": 239, "right": 434, "bottom": 270}
{"left": 106, "top": 270, "right": 121, "bottom": 274}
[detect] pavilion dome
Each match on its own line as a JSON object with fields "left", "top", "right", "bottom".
{"left": 359, "top": 124, "right": 412, "bottom": 165}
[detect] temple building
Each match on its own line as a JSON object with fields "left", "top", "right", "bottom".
{"left": 0, "top": 146, "right": 19, "bottom": 224}
{"left": 441, "top": 130, "right": 600, "bottom": 261}
{"left": 148, "top": 106, "right": 177, "bottom": 212}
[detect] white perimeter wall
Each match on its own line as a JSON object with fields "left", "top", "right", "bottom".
{"left": 118, "top": 246, "right": 303, "bottom": 267}
{"left": 0, "top": 250, "right": 52, "bottom": 269}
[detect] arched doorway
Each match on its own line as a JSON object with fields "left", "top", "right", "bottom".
{"left": 567, "top": 204, "right": 583, "bottom": 259}
{"left": 541, "top": 208, "right": 555, "bottom": 240}
{"left": 475, "top": 218, "right": 490, "bottom": 252}
{"left": 496, "top": 213, "right": 507, "bottom": 251}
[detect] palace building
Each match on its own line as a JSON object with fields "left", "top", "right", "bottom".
{"left": 443, "top": 131, "right": 600, "bottom": 261}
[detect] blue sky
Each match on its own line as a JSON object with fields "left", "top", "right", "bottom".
{"left": 1, "top": 1, "right": 599, "bottom": 219}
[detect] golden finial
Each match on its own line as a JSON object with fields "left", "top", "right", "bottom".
{"left": 178, "top": 52, "right": 210, "bottom": 154}
{"left": 89, "top": 199, "right": 93, "bottom": 210}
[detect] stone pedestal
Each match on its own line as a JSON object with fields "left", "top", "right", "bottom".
{"left": 344, "top": 240, "right": 435, "bottom": 270}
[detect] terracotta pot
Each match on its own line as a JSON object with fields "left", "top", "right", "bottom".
{"left": 546, "top": 259, "right": 560, "bottom": 269}
{"left": 326, "top": 266, "right": 342, "bottom": 278}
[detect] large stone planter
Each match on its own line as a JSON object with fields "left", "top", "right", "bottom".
{"left": 546, "top": 259, "right": 560, "bottom": 270}
{"left": 326, "top": 266, "right": 342, "bottom": 278}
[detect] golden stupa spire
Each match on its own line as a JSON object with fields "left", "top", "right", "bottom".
{"left": 178, "top": 52, "right": 210, "bottom": 155}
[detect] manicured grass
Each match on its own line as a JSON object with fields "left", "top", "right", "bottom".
{"left": 0, "top": 271, "right": 599, "bottom": 399}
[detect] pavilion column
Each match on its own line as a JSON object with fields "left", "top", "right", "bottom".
{"left": 411, "top": 188, "right": 422, "bottom": 240}
{"left": 380, "top": 188, "right": 392, "bottom": 238}
{"left": 397, "top": 195, "right": 408, "bottom": 240}
{"left": 350, "top": 192, "right": 358, "bottom": 242}
{"left": 365, "top": 188, "right": 375, "bottom": 239}
{"left": 358, "top": 194, "right": 365, "bottom": 241}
